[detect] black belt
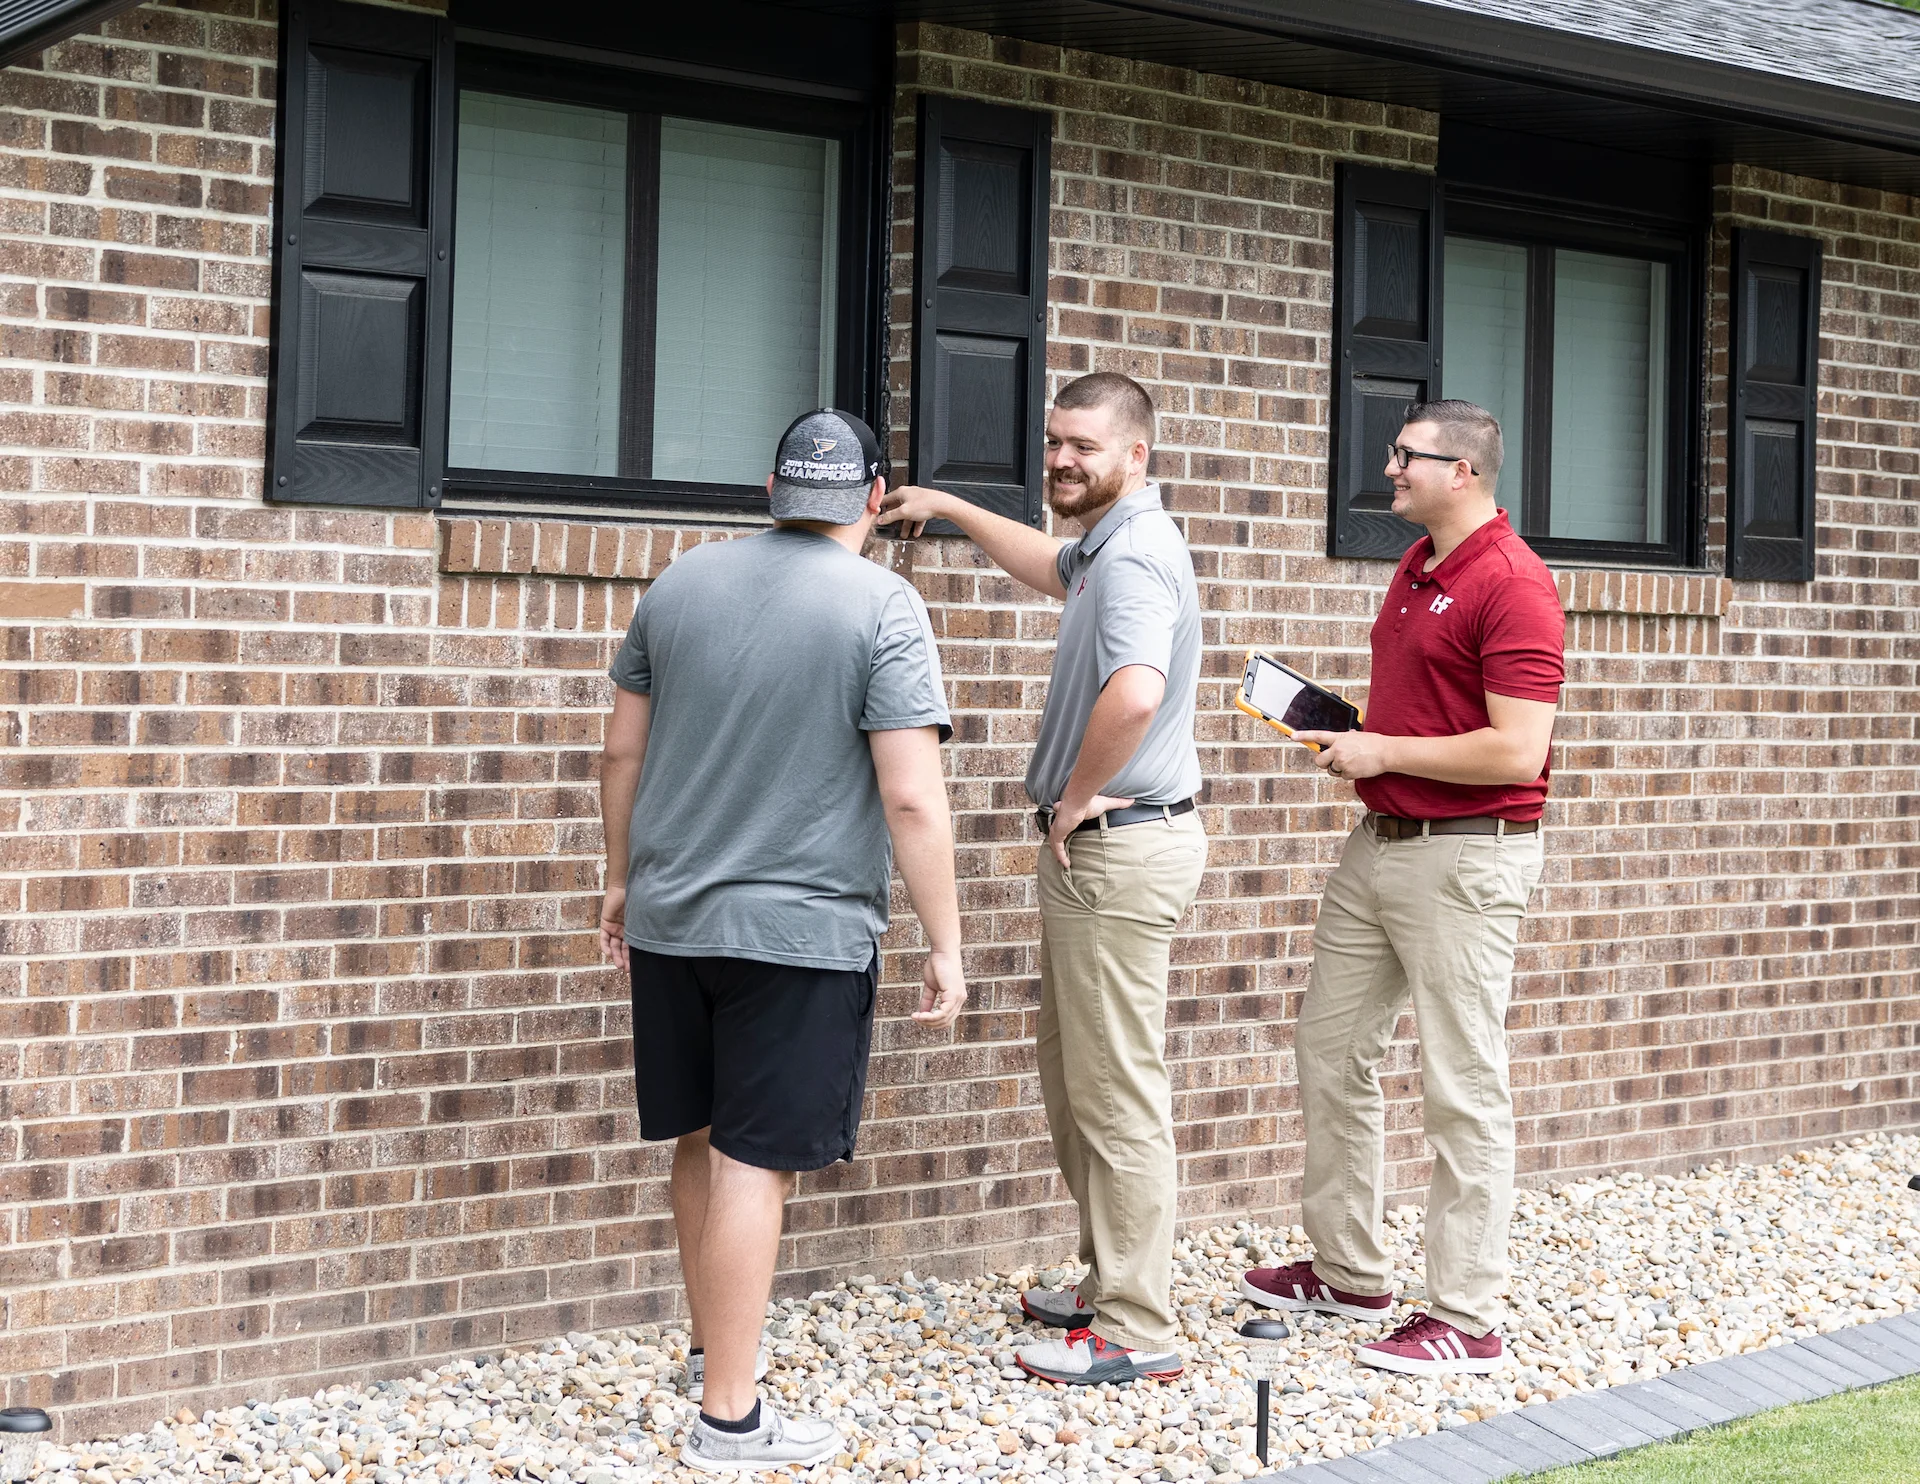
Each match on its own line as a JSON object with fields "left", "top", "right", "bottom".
{"left": 1034, "top": 799, "right": 1196, "bottom": 836}
{"left": 1368, "top": 812, "right": 1538, "bottom": 840}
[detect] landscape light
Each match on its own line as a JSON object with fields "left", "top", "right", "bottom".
{"left": 0, "top": 1409, "right": 50, "bottom": 1483}
{"left": 1237, "top": 1317, "right": 1290, "bottom": 1466}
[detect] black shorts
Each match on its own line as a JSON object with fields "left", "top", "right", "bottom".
{"left": 629, "top": 947, "right": 878, "bottom": 1172}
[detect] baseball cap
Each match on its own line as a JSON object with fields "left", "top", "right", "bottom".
{"left": 768, "top": 408, "right": 883, "bottom": 524}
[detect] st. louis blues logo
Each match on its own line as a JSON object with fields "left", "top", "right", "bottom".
{"left": 810, "top": 437, "right": 838, "bottom": 459}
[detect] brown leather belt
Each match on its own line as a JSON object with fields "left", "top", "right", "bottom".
{"left": 1368, "top": 813, "right": 1539, "bottom": 840}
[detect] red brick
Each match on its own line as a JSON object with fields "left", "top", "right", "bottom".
{"left": 0, "top": 582, "right": 85, "bottom": 618}
{"left": 44, "top": 287, "right": 145, "bottom": 324}
{"left": 0, "top": 72, "right": 100, "bottom": 115}
{"left": 99, "top": 248, "right": 198, "bottom": 290}
{"left": 49, "top": 121, "right": 151, "bottom": 161}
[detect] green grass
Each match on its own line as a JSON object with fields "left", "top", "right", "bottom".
{"left": 1525, "top": 1374, "right": 1920, "bottom": 1483}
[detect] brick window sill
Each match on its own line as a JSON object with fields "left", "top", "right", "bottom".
{"left": 440, "top": 516, "right": 1731, "bottom": 622}
{"left": 438, "top": 515, "right": 732, "bottom": 581}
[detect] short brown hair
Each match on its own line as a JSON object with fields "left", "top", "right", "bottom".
{"left": 1403, "top": 399, "right": 1503, "bottom": 482}
{"left": 1055, "top": 372, "right": 1155, "bottom": 450}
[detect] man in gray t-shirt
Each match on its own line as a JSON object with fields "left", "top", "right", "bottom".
{"left": 598, "top": 408, "right": 964, "bottom": 1471}
{"left": 882, "top": 373, "right": 1206, "bottom": 1388}
{"left": 608, "top": 533, "right": 950, "bottom": 969}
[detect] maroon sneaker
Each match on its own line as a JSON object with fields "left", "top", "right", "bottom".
{"left": 1238, "top": 1260, "right": 1393, "bottom": 1322}
{"left": 1358, "top": 1312, "right": 1502, "bottom": 1375}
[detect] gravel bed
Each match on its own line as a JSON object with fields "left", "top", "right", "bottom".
{"left": 35, "top": 1134, "right": 1920, "bottom": 1483}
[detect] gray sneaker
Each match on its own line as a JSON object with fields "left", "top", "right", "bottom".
{"left": 1021, "top": 1283, "right": 1094, "bottom": 1329}
{"left": 680, "top": 1404, "right": 841, "bottom": 1473}
{"left": 1015, "top": 1329, "right": 1182, "bottom": 1385}
{"left": 685, "top": 1344, "right": 771, "bottom": 1403}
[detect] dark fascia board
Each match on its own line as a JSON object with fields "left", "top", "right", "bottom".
{"left": 0, "top": 0, "right": 147, "bottom": 68}
{"left": 1119, "top": 0, "right": 1920, "bottom": 158}
{"left": 455, "top": 0, "right": 886, "bottom": 96}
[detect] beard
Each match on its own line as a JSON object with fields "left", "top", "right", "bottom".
{"left": 1046, "top": 460, "right": 1130, "bottom": 521}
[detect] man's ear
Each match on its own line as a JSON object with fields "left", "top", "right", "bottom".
{"left": 866, "top": 475, "right": 887, "bottom": 515}
{"left": 766, "top": 474, "right": 776, "bottom": 495}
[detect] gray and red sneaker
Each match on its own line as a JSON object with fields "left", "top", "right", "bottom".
{"left": 1238, "top": 1260, "right": 1394, "bottom": 1322}
{"left": 1021, "top": 1283, "right": 1094, "bottom": 1329}
{"left": 1015, "top": 1327, "right": 1183, "bottom": 1385}
{"left": 1358, "top": 1312, "right": 1502, "bottom": 1375}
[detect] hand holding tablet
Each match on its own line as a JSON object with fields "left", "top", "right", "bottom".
{"left": 1233, "top": 649, "right": 1362, "bottom": 753}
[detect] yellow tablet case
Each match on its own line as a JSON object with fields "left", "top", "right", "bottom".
{"left": 1232, "top": 647, "right": 1363, "bottom": 752}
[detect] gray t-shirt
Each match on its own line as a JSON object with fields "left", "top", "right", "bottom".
{"left": 608, "top": 528, "right": 951, "bottom": 970}
{"left": 1024, "top": 484, "right": 1203, "bottom": 808}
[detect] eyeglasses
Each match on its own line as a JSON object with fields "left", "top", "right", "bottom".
{"left": 1386, "top": 442, "right": 1479, "bottom": 476}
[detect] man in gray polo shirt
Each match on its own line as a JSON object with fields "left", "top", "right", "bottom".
{"left": 882, "top": 372, "right": 1206, "bottom": 1385}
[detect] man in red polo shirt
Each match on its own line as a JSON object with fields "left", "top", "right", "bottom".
{"left": 1237, "top": 400, "right": 1564, "bottom": 1375}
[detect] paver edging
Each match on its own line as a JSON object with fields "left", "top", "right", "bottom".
{"left": 1257, "top": 1307, "right": 1920, "bottom": 1481}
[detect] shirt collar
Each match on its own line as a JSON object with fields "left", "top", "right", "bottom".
{"left": 1077, "top": 483, "right": 1163, "bottom": 559}
{"left": 1408, "top": 509, "right": 1513, "bottom": 591}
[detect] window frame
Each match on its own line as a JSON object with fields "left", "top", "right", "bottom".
{"left": 442, "top": 44, "right": 882, "bottom": 515}
{"left": 1443, "top": 189, "right": 1703, "bottom": 569}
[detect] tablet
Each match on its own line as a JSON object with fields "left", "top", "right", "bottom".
{"left": 1233, "top": 649, "right": 1362, "bottom": 750}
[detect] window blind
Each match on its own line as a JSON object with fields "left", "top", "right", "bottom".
{"left": 1550, "top": 251, "right": 1668, "bottom": 543}
{"left": 651, "top": 118, "right": 839, "bottom": 486}
{"left": 1441, "top": 236, "right": 1527, "bottom": 503}
{"left": 449, "top": 93, "right": 627, "bottom": 477}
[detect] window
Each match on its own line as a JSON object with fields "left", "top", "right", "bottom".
{"left": 1439, "top": 200, "right": 1695, "bottom": 565}
{"left": 443, "top": 51, "right": 875, "bottom": 511}
{"left": 451, "top": 94, "right": 628, "bottom": 479}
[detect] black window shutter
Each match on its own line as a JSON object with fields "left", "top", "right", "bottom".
{"left": 911, "top": 95, "right": 1050, "bottom": 527}
{"left": 1329, "top": 164, "right": 1442, "bottom": 560}
{"left": 267, "top": 0, "right": 455, "bottom": 508}
{"left": 1727, "top": 228, "right": 1821, "bottom": 581}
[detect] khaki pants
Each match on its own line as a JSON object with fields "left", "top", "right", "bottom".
{"left": 1296, "top": 819, "right": 1544, "bottom": 1337}
{"left": 1036, "top": 809, "right": 1207, "bottom": 1351}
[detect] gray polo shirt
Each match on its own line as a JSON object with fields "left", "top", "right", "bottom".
{"left": 608, "top": 528, "right": 950, "bottom": 970}
{"left": 1024, "top": 483, "right": 1203, "bottom": 809}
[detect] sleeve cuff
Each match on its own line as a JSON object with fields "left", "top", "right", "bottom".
{"left": 863, "top": 713, "right": 954, "bottom": 742}
{"left": 1097, "top": 659, "right": 1169, "bottom": 687}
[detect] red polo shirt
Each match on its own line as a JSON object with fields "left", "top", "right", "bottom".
{"left": 1355, "top": 511, "right": 1565, "bottom": 822}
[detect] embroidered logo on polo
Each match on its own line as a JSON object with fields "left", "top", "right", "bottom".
{"left": 1429, "top": 594, "right": 1455, "bottom": 615}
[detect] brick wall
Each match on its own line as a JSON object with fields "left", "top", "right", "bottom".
{"left": 0, "top": 3, "right": 1916, "bottom": 1439}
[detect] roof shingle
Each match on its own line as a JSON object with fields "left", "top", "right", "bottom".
{"left": 1423, "top": 0, "right": 1920, "bottom": 106}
